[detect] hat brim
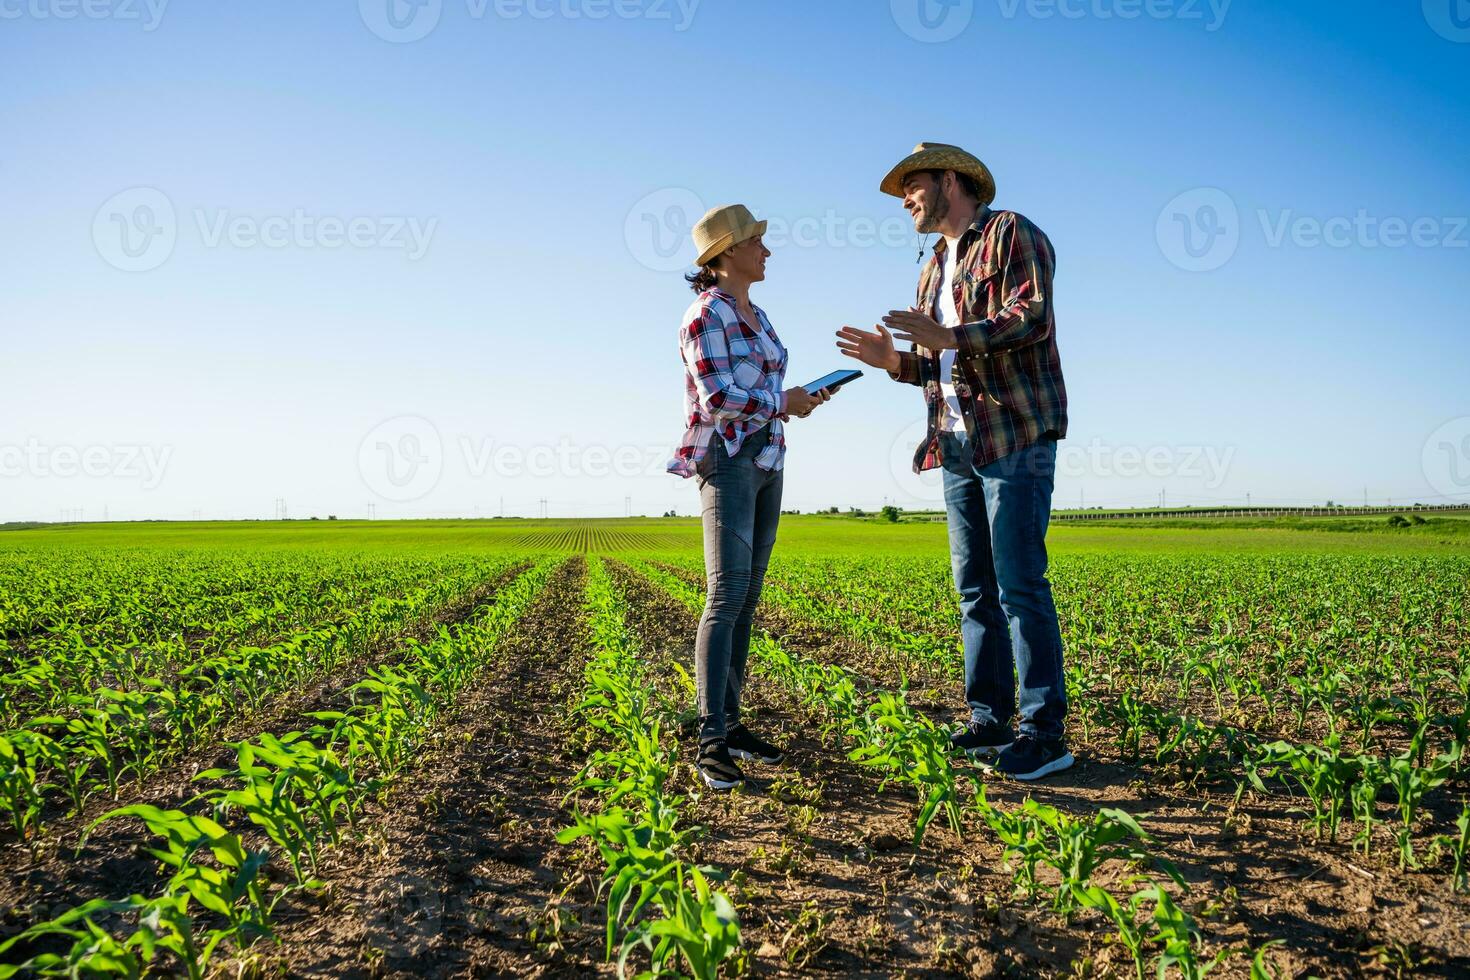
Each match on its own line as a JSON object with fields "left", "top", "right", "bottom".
{"left": 695, "top": 219, "right": 767, "bottom": 267}
{"left": 880, "top": 151, "right": 996, "bottom": 205}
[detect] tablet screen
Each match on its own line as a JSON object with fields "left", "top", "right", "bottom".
{"left": 803, "top": 369, "right": 863, "bottom": 393}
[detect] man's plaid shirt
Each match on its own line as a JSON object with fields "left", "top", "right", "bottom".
{"left": 890, "top": 207, "right": 1068, "bottom": 472}
{"left": 668, "top": 287, "right": 788, "bottom": 478}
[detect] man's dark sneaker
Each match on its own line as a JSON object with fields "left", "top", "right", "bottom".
{"left": 697, "top": 739, "right": 745, "bottom": 791}
{"left": 726, "top": 724, "right": 785, "bottom": 764}
{"left": 950, "top": 721, "right": 1014, "bottom": 758}
{"left": 991, "top": 735, "right": 1074, "bottom": 781}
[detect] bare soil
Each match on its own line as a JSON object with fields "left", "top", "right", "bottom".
{"left": 0, "top": 561, "right": 528, "bottom": 935}
{"left": 616, "top": 560, "right": 1470, "bottom": 978}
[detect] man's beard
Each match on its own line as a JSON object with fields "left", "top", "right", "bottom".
{"left": 915, "top": 192, "right": 949, "bottom": 234}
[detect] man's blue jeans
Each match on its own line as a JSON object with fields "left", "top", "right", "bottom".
{"left": 939, "top": 430, "right": 1068, "bottom": 740}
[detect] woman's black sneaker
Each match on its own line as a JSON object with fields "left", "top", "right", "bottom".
{"left": 950, "top": 721, "right": 1014, "bottom": 757}
{"left": 697, "top": 739, "right": 745, "bottom": 791}
{"left": 991, "top": 735, "right": 1074, "bottom": 780}
{"left": 726, "top": 724, "right": 784, "bottom": 764}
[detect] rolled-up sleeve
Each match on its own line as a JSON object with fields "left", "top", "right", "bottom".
{"left": 682, "top": 309, "right": 785, "bottom": 423}
{"left": 954, "top": 213, "right": 1055, "bottom": 358}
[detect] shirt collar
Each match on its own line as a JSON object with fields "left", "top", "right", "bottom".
{"left": 930, "top": 206, "right": 993, "bottom": 256}
{"left": 708, "top": 286, "right": 766, "bottom": 320}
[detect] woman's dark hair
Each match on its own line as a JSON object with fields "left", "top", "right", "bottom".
{"left": 685, "top": 257, "right": 720, "bottom": 293}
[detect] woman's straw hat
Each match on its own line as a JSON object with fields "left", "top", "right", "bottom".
{"left": 880, "top": 141, "right": 996, "bottom": 206}
{"left": 692, "top": 204, "right": 768, "bottom": 267}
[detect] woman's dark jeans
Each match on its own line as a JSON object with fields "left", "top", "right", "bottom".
{"left": 694, "top": 426, "right": 783, "bottom": 743}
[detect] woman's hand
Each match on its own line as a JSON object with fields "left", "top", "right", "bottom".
{"left": 784, "top": 386, "right": 833, "bottom": 419}
{"left": 836, "top": 323, "right": 901, "bottom": 372}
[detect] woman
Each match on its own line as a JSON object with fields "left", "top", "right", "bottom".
{"left": 667, "top": 204, "right": 831, "bottom": 791}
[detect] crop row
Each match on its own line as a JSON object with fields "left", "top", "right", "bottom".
{"left": 754, "top": 552, "right": 1470, "bottom": 744}
{"left": 0, "top": 556, "right": 520, "bottom": 844}
{"left": 662, "top": 553, "right": 1470, "bottom": 883}
{"left": 1, "top": 555, "right": 490, "bottom": 722}
{"left": 557, "top": 556, "right": 740, "bottom": 977}
{"left": 0, "top": 549, "right": 424, "bottom": 657}
{"left": 622, "top": 559, "right": 1282, "bottom": 976}
{"left": 0, "top": 558, "right": 558, "bottom": 978}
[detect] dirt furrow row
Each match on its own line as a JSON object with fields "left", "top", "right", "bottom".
{"left": 0, "top": 561, "right": 531, "bottom": 931}
{"left": 255, "top": 556, "right": 602, "bottom": 978}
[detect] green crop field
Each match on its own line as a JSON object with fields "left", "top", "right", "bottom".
{"left": 1, "top": 517, "right": 1467, "bottom": 977}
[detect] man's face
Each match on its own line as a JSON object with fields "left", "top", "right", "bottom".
{"left": 902, "top": 172, "right": 949, "bottom": 234}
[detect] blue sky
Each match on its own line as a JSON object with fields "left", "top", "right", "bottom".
{"left": 2, "top": 0, "right": 1467, "bottom": 520}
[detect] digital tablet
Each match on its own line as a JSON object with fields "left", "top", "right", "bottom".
{"left": 802, "top": 369, "right": 863, "bottom": 394}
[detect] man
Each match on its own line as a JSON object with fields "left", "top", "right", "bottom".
{"left": 836, "top": 142, "right": 1072, "bottom": 780}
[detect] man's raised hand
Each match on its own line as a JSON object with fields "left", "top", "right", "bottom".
{"left": 835, "top": 323, "right": 900, "bottom": 373}
{"left": 881, "top": 308, "right": 958, "bottom": 351}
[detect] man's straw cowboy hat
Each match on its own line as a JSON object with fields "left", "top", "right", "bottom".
{"left": 880, "top": 142, "right": 996, "bottom": 206}
{"left": 692, "top": 204, "right": 767, "bottom": 268}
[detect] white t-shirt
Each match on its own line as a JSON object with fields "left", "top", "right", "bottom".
{"left": 936, "top": 236, "right": 964, "bottom": 432}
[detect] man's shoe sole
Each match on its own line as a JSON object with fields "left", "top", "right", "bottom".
{"left": 729, "top": 747, "right": 784, "bottom": 764}
{"left": 1001, "top": 752, "right": 1075, "bottom": 781}
{"left": 699, "top": 771, "right": 744, "bottom": 791}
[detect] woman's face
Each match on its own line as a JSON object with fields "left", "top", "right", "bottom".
{"left": 721, "top": 235, "right": 770, "bottom": 283}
